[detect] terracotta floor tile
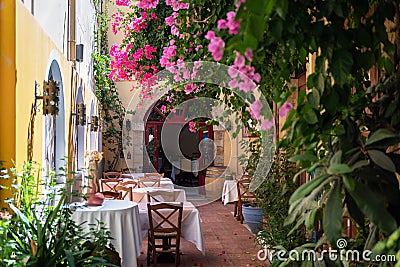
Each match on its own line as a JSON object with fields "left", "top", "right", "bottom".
{"left": 137, "top": 201, "right": 267, "bottom": 267}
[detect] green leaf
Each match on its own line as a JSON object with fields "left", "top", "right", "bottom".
{"left": 365, "top": 129, "right": 397, "bottom": 146}
{"left": 323, "top": 181, "right": 343, "bottom": 249}
{"left": 264, "top": 0, "right": 277, "bottom": 18}
{"left": 348, "top": 181, "right": 397, "bottom": 234}
{"left": 307, "top": 89, "right": 320, "bottom": 108}
{"left": 368, "top": 150, "right": 396, "bottom": 172}
{"left": 330, "top": 150, "right": 342, "bottom": 165}
{"left": 289, "top": 174, "right": 330, "bottom": 205}
{"left": 288, "top": 152, "right": 318, "bottom": 163}
{"left": 330, "top": 49, "right": 353, "bottom": 86}
{"left": 327, "top": 163, "right": 352, "bottom": 175}
{"left": 64, "top": 250, "right": 75, "bottom": 266}
{"left": 275, "top": 0, "right": 288, "bottom": 18}
{"left": 304, "top": 109, "right": 318, "bottom": 124}
{"left": 306, "top": 209, "right": 318, "bottom": 230}
{"left": 314, "top": 72, "right": 325, "bottom": 94}
{"left": 350, "top": 160, "right": 369, "bottom": 171}
{"left": 345, "top": 194, "right": 364, "bottom": 227}
{"left": 342, "top": 175, "right": 355, "bottom": 191}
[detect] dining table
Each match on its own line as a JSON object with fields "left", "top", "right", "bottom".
{"left": 71, "top": 200, "right": 142, "bottom": 267}
{"left": 138, "top": 201, "right": 205, "bottom": 255}
{"left": 221, "top": 180, "right": 238, "bottom": 205}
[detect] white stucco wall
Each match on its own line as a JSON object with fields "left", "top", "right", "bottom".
{"left": 20, "top": 0, "right": 96, "bottom": 87}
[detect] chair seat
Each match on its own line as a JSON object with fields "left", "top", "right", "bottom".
{"left": 154, "top": 232, "right": 178, "bottom": 238}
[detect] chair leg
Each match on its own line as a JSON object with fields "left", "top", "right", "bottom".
{"left": 233, "top": 201, "right": 238, "bottom": 217}
{"left": 238, "top": 203, "right": 244, "bottom": 224}
{"left": 147, "top": 237, "right": 151, "bottom": 266}
{"left": 175, "top": 238, "right": 180, "bottom": 267}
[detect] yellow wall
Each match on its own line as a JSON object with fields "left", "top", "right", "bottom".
{"left": 15, "top": 1, "right": 74, "bottom": 167}
{"left": 0, "top": 0, "right": 16, "bottom": 206}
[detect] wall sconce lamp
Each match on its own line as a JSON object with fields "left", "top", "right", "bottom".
{"left": 72, "top": 103, "right": 86, "bottom": 126}
{"left": 34, "top": 77, "right": 59, "bottom": 116}
{"left": 89, "top": 115, "right": 99, "bottom": 132}
{"left": 76, "top": 44, "right": 84, "bottom": 62}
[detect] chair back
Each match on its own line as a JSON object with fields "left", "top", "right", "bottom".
{"left": 237, "top": 178, "right": 257, "bottom": 205}
{"left": 102, "top": 191, "right": 122, "bottom": 200}
{"left": 121, "top": 167, "right": 136, "bottom": 174}
{"left": 120, "top": 180, "right": 139, "bottom": 188}
{"left": 138, "top": 177, "right": 161, "bottom": 188}
{"left": 146, "top": 191, "right": 177, "bottom": 203}
{"left": 114, "top": 185, "right": 133, "bottom": 201}
{"left": 147, "top": 202, "right": 183, "bottom": 234}
{"left": 103, "top": 171, "right": 122, "bottom": 179}
{"left": 100, "top": 178, "right": 121, "bottom": 192}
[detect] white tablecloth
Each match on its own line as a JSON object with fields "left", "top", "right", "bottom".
{"left": 138, "top": 202, "right": 205, "bottom": 255}
{"left": 221, "top": 180, "right": 238, "bottom": 205}
{"left": 131, "top": 188, "right": 186, "bottom": 203}
{"left": 71, "top": 200, "right": 142, "bottom": 267}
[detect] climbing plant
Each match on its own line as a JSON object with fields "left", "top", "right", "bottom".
{"left": 93, "top": 1, "right": 126, "bottom": 170}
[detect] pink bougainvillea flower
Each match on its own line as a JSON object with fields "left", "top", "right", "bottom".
{"left": 279, "top": 101, "right": 294, "bottom": 117}
{"left": 171, "top": 25, "right": 180, "bottom": 36}
{"left": 206, "top": 33, "right": 225, "bottom": 61}
{"left": 166, "top": 0, "right": 189, "bottom": 11}
{"left": 218, "top": 11, "right": 241, "bottom": 35}
{"left": 160, "top": 105, "right": 167, "bottom": 113}
{"left": 245, "top": 49, "right": 253, "bottom": 62}
{"left": 205, "top": 30, "right": 216, "bottom": 40}
{"left": 189, "top": 121, "right": 197, "bottom": 132}
{"left": 228, "top": 67, "right": 238, "bottom": 78}
{"left": 261, "top": 119, "right": 274, "bottom": 130}
{"left": 250, "top": 100, "right": 263, "bottom": 120}
{"left": 238, "top": 79, "right": 254, "bottom": 93}
{"left": 233, "top": 52, "right": 245, "bottom": 68}
{"left": 115, "top": 0, "right": 131, "bottom": 6}
{"left": 228, "top": 79, "right": 238, "bottom": 88}
{"left": 137, "top": 0, "right": 158, "bottom": 10}
{"left": 253, "top": 73, "right": 261, "bottom": 83}
{"left": 184, "top": 83, "right": 197, "bottom": 94}
{"left": 217, "top": 19, "right": 228, "bottom": 29}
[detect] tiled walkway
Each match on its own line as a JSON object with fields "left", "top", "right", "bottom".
{"left": 137, "top": 201, "right": 269, "bottom": 267}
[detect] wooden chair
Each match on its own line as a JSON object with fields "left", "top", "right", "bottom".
{"left": 121, "top": 167, "right": 136, "bottom": 174}
{"left": 233, "top": 174, "right": 252, "bottom": 217}
{"left": 120, "top": 180, "right": 139, "bottom": 188}
{"left": 146, "top": 191, "right": 177, "bottom": 203}
{"left": 102, "top": 191, "right": 122, "bottom": 200}
{"left": 138, "top": 177, "right": 161, "bottom": 188}
{"left": 237, "top": 178, "right": 257, "bottom": 223}
{"left": 100, "top": 178, "right": 121, "bottom": 192}
{"left": 115, "top": 184, "right": 133, "bottom": 201}
{"left": 147, "top": 202, "right": 183, "bottom": 267}
{"left": 103, "top": 171, "right": 122, "bottom": 179}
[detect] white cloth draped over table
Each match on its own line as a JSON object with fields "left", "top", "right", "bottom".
{"left": 71, "top": 200, "right": 142, "bottom": 267}
{"left": 221, "top": 180, "right": 238, "bottom": 205}
{"left": 138, "top": 202, "right": 205, "bottom": 255}
{"left": 131, "top": 188, "right": 186, "bottom": 203}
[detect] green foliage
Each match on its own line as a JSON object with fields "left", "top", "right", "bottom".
{"left": 255, "top": 147, "right": 306, "bottom": 250}
{"left": 93, "top": 3, "right": 125, "bottom": 170}
{"left": 0, "top": 161, "right": 117, "bottom": 266}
